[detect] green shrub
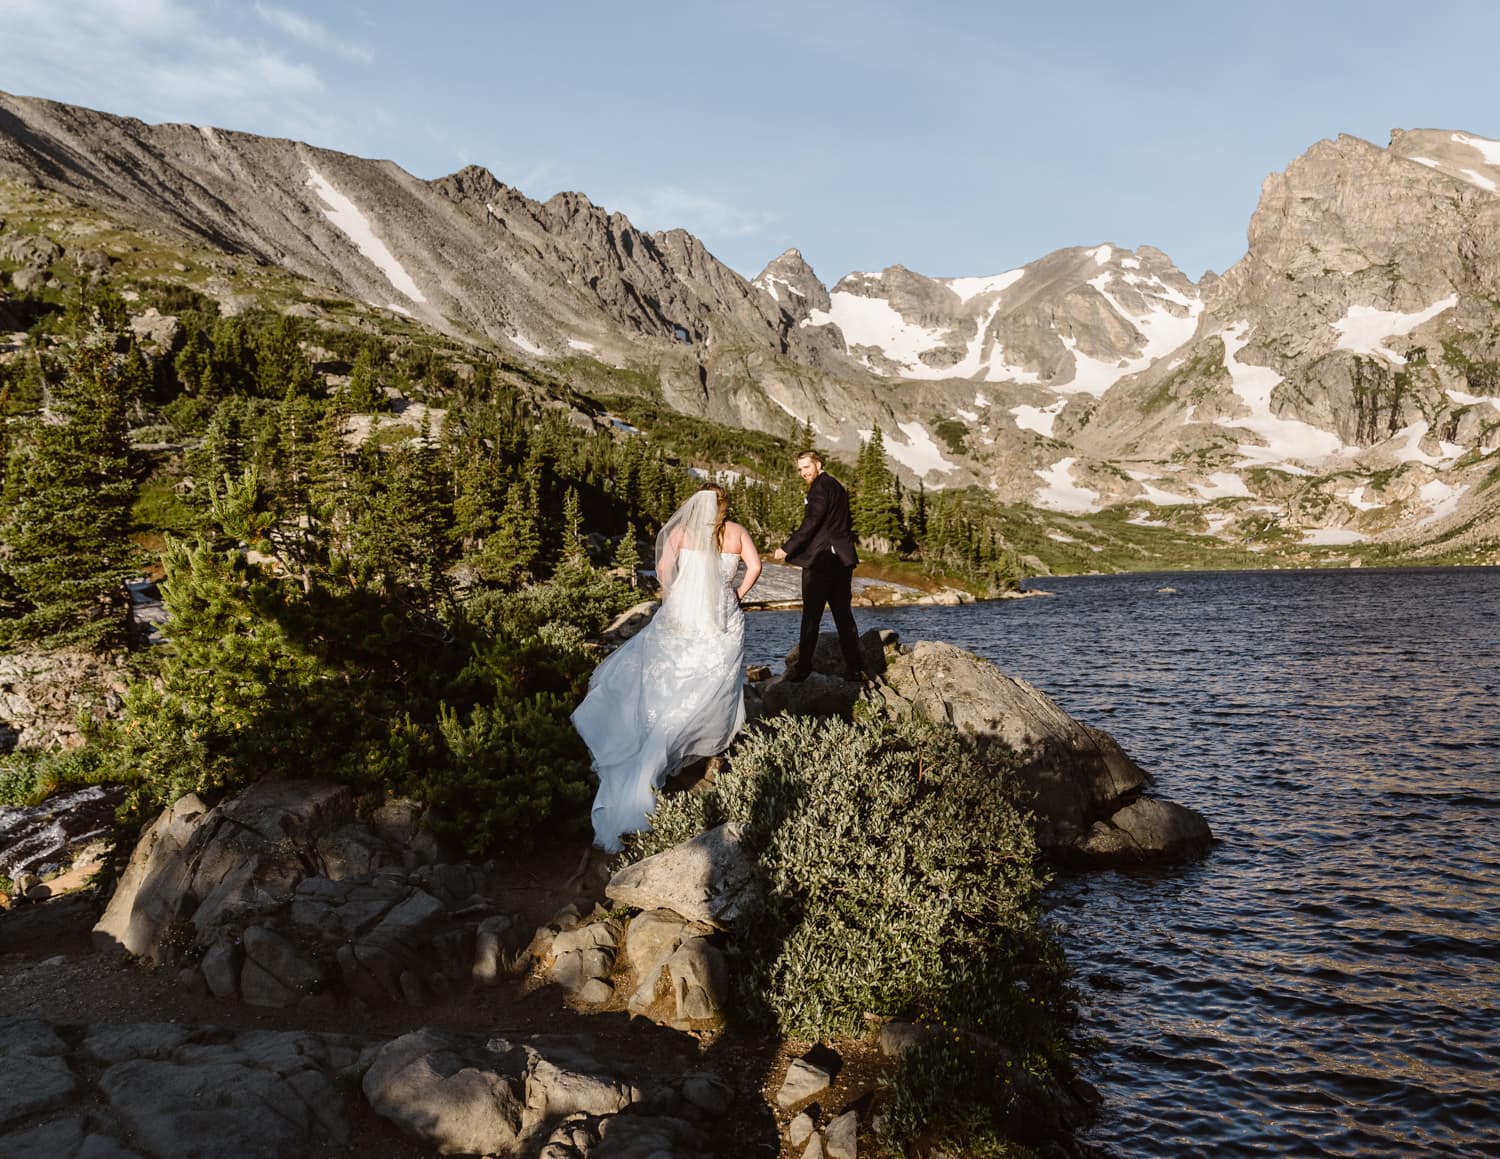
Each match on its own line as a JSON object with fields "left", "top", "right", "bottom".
{"left": 625, "top": 714, "right": 1077, "bottom": 1153}
{"left": 71, "top": 551, "right": 636, "bottom": 856}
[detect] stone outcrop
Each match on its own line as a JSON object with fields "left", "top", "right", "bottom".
{"left": 865, "top": 636, "right": 1211, "bottom": 863}
{"left": 361, "top": 1029, "right": 712, "bottom": 1157}
{"left": 91, "top": 780, "right": 528, "bottom": 1007}
{"left": 740, "top": 629, "right": 1209, "bottom": 863}
{"left": 0, "top": 1017, "right": 362, "bottom": 1157}
{"left": 877, "top": 640, "right": 1149, "bottom": 847}
{"left": 0, "top": 1017, "right": 722, "bottom": 1159}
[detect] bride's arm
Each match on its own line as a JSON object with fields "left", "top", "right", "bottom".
{"left": 735, "top": 529, "right": 762, "bottom": 602}
{"left": 657, "top": 528, "right": 681, "bottom": 601}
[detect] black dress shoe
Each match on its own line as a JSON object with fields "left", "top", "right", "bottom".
{"left": 784, "top": 668, "right": 811, "bottom": 683}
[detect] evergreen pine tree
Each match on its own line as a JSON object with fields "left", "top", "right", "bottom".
{"left": 479, "top": 473, "right": 542, "bottom": 586}
{"left": 255, "top": 315, "right": 315, "bottom": 398}
{"left": 613, "top": 521, "right": 642, "bottom": 586}
{"left": 853, "top": 426, "right": 903, "bottom": 551}
{"left": 0, "top": 329, "right": 140, "bottom": 646}
{"left": 208, "top": 316, "right": 255, "bottom": 396}
{"left": 174, "top": 325, "right": 212, "bottom": 396}
{"left": 561, "top": 485, "right": 589, "bottom": 572}
{"left": 345, "top": 346, "right": 385, "bottom": 413}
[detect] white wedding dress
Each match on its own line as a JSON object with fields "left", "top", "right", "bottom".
{"left": 573, "top": 547, "right": 746, "bottom": 852}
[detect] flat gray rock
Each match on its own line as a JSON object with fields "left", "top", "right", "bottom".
{"left": 0, "top": 1115, "right": 144, "bottom": 1159}
{"left": 606, "top": 823, "right": 756, "bottom": 927}
{"left": 0, "top": 1054, "right": 79, "bottom": 1127}
{"left": 363, "top": 1029, "right": 526, "bottom": 1155}
{"left": 825, "top": 1109, "right": 859, "bottom": 1159}
{"left": 100, "top": 1056, "right": 347, "bottom": 1158}
{"left": 776, "top": 1058, "right": 831, "bottom": 1109}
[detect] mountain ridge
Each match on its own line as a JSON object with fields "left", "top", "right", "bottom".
{"left": 2, "top": 90, "right": 1497, "bottom": 561}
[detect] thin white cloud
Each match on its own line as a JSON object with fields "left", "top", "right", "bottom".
{"left": 0, "top": 0, "right": 349, "bottom": 145}
{"left": 253, "top": 3, "right": 376, "bottom": 63}
{"left": 610, "top": 185, "right": 775, "bottom": 241}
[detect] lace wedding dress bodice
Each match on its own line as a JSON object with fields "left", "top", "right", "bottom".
{"left": 572, "top": 550, "right": 746, "bottom": 852}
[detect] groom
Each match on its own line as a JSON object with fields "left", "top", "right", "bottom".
{"left": 773, "top": 450, "right": 865, "bottom": 682}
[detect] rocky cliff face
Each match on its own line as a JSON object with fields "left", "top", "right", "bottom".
{"left": 1055, "top": 129, "right": 1500, "bottom": 549}
{"left": 3, "top": 90, "right": 1497, "bottom": 555}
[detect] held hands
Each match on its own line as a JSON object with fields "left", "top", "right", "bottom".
{"left": 773, "top": 547, "right": 787, "bottom": 561}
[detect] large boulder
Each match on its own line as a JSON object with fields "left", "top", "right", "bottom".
{"left": 362, "top": 1030, "right": 527, "bottom": 1155}
{"left": 362, "top": 1030, "right": 649, "bottom": 1155}
{"left": 876, "top": 640, "right": 1210, "bottom": 861}
{"left": 1076, "top": 796, "right": 1213, "bottom": 864}
{"left": 93, "top": 782, "right": 368, "bottom": 962}
{"left": 747, "top": 628, "right": 899, "bottom": 720}
{"left": 785, "top": 628, "right": 895, "bottom": 678}
{"left": 605, "top": 822, "right": 756, "bottom": 926}
{"left": 94, "top": 780, "right": 522, "bottom": 1006}
{"left": 92, "top": 793, "right": 214, "bottom": 961}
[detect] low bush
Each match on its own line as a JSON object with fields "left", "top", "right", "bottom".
{"left": 625, "top": 713, "right": 1077, "bottom": 1154}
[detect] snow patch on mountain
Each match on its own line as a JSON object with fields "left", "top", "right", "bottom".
{"left": 1302, "top": 528, "right": 1368, "bottom": 545}
{"left": 509, "top": 332, "right": 544, "bottom": 355}
{"left": 1034, "top": 458, "right": 1100, "bottom": 512}
{"left": 1219, "top": 323, "right": 1344, "bottom": 466}
{"left": 1403, "top": 154, "right": 1497, "bottom": 193}
{"left": 943, "top": 267, "right": 1025, "bottom": 304}
{"left": 1053, "top": 269, "right": 1201, "bottom": 395}
{"left": 1126, "top": 470, "right": 1195, "bottom": 505}
{"left": 306, "top": 169, "right": 426, "bottom": 304}
{"left": 1446, "top": 388, "right": 1499, "bottom": 407}
{"left": 1383, "top": 421, "right": 1465, "bottom": 466}
{"left": 1418, "top": 479, "right": 1469, "bottom": 524}
{"left": 755, "top": 273, "right": 806, "bottom": 303}
{"left": 1011, "top": 399, "right": 1068, "bottom": 437}
{"left": 1330, "top": 295, "right": 1458, "bottom": 362}
{"left": 807, "top": 293, "right": 949, "bottom": 373}
{"left": 1194, "top": 472, "right": 1253, "bottom": 500}
{"left": 1452, "top": 131, "right": 1500, "bottom": 165}
{"left": 858, "top": 422, "right": 958, "bottom": 479}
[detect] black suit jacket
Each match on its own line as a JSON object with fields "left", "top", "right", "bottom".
{"left": 783, "top": 472, "right": 859, "bottom": 569}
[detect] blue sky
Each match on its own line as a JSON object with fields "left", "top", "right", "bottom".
{"left": 2, "top": 0, "right": 1497, "bottom": 283}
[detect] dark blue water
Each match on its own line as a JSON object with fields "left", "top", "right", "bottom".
{"left": 746, "top": 568, "right": 1500, "bottom": 1157}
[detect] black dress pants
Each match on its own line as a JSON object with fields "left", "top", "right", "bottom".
{"left": 797, "top": 560, "right": 862, "bottom": 676}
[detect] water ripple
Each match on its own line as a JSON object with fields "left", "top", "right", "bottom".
{"left": 748, "top": 567, "right": 1500, "bottom": 1157}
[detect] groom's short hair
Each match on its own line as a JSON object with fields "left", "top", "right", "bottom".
{"left": 796, "top": 450, "right": 823, "bottom": 467}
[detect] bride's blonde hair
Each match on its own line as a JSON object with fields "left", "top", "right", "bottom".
{"left": 698, "top": 482, "right": 727, "bottom": 550}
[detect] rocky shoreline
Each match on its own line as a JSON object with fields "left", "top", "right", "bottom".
{"left": 1, "top": 631, "right": 1211, "bottom": 1156}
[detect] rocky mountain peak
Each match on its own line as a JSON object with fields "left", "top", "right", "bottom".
{"left": 1387, "top": 127, "right": 1500, "bottom": 198}
{"left": 751, "top": 247, "right": 831, "bottom": 321}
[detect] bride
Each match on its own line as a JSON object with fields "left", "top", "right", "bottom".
{"left": 572, "top": 484, "right": 762, "bottom": 852}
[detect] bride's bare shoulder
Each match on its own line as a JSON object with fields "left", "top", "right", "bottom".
{"left": 725, "top": 522, "right": 760, "bottom": 553}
